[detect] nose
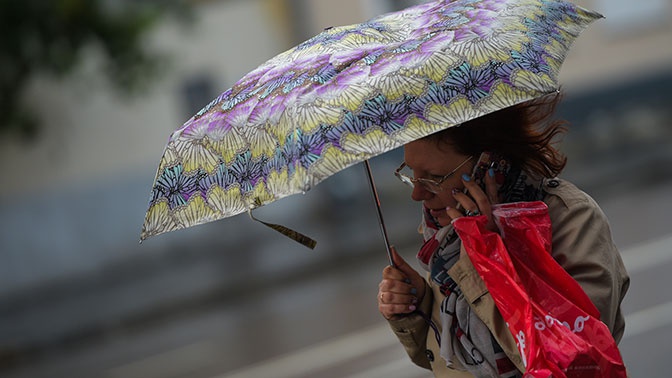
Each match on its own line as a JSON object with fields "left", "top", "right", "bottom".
{"left": 410, "top": 184, "right": 433, "bottom": 202}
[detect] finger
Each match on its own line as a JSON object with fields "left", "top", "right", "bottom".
{"left": 450, "top": 187, "right": 477, "bottom": 216}
{"left": 460, "top": 174, "right": 492, "bottom": 216}
{"left": 460, "top": 173, "right": 487, "bottom": 203}
{"left": 484, "top": 168, "right": 499, "bottom": 204}
{"left": 389, "top": 247, "right": 418, "bottom": 281}
{"left": 378, "top": 278, "right": 419, "bottom": 319}
{"left": 378, "top": 283, "right": 420, "bottom": 320}
{"left": 379, "top": 303, "right": 418, "bottom": 319}
{"left": 383, "top": 247, "right": 426, "bottom": 302}
{"left": 381, "top": 260, "right": 421, "bottom": 298}
{"left": 392, "top": 247, "right": 427, "bottom": 294}
{"left": 446, "top": 203, "right": 466, "bottom": 221}
{"left": 460, "top": 172, "right": 500, "bottom": 233}
{"left": 389, "top": 245, "right": 406, "bottom": 268}
{"left": 379, "top": 291, "right": 418, "bottom": 306}
{"left": 379, "top": 278, "right": 419, "bottom": 296}
{"left": 382, "top": 264, "right": 407, "bottom": 281}
{"left": 379, "top": 290, "right": 418, "bottom": 319}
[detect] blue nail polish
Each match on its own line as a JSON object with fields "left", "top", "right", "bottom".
{"left": 488, "top": 168, "right": 495, "bottom": 177}
{"left": 462, "top": 173, "right": 471, "bottom": 181}
{"left": 410, "top": 287, "right": 418, "bottom": 295}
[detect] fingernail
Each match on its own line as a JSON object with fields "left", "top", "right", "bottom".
{"left": 410, "top": 287, "right": 417, "bottom": 295}
{"left": 462, "top": 173, "right": 471, "bottom": 181}
{"left": 488, "top": 168, "right": 495, "bottom": 177}
{"left": 409, "top": 305, "right": 416, "bottom": 311}
{"left": 403, "top": 278, "right": 411, "bottom": 284}
{"left": 412, "top": 297, "right": 418, "bottom": 304}
{"left": 452, "top": 188, "right": 460, "bottom": 195}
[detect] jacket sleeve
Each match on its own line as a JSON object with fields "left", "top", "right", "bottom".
{"left": 543, "top": 180, "right": 630, "bottom": 342}
{"left": 386, "top": 280, "right": 434, "bottom": 370}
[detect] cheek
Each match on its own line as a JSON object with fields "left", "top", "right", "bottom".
{"left": 438, "top": 181, "right": 467, "bottom": 208}
{"left": 434, "top": 190, "right": 459, "bottom": 208}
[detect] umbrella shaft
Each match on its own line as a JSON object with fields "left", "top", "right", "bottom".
{"left": 364, "top": 160, "right": 395, "bottom": 267}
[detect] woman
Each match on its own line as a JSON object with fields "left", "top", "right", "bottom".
{"left": 377, "top": 94, "right": 629, "bottom": 377}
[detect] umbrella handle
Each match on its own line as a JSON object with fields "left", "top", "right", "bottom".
{"left": 364, "top": 160, "right": 396, "bottom": 268}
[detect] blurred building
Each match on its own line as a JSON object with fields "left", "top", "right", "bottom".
{"left": 1, "top": 0, "right": 671, "bottom": 375}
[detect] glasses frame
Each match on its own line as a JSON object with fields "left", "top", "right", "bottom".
{"left": 394, "top": 155, "right": 473, "bottom": 194}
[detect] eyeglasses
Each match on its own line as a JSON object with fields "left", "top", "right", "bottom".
{"left": 394, "top": 155, "right": 473, "bottom": 194}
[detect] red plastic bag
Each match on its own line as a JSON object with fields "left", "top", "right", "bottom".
{"left": 453, "top": 201, "right": 627, "bottom": 378}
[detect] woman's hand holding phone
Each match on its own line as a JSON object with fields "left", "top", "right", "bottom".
{"left": 446, "top": 152, "right": 506, "bottom": 233}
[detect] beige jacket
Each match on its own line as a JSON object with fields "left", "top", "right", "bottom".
{"left": 388, "top": 178, "right": 630, "bottom": 377}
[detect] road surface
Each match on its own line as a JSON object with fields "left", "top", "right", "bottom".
{"left": 3, "top": 180, "right": 672, "bottom": 378}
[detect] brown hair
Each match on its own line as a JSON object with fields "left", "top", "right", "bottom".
{"left": 428, "top": 93, "right": 568, "bottom": 178}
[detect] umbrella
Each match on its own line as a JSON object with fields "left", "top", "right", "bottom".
{"left": 141, "top": 0, "right": 602, "bottom": 260}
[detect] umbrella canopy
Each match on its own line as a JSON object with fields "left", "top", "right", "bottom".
{"left": 141, "top": 0, "right": 602, "bottom": 242}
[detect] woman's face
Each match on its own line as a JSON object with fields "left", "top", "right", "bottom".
{"left": 403, "top": 138, "right": 474, "bottom": 226}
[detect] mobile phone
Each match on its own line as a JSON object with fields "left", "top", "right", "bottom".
{"left": 469, "top": 151, "right": 510, "bottom": 192}
{"left": 456, "top": 151, "right": 509, "bottom": 211}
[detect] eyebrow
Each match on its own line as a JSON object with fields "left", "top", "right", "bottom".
{"left": 405, "top": 163, "right": 443, "bottom": 178}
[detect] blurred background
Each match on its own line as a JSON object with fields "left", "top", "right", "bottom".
{"left": 1, "top": 0, "right": 671, "bottom": 377}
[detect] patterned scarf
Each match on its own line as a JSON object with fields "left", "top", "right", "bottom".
{"left": 417, "top": 165, "right": 544, "bottom": 377}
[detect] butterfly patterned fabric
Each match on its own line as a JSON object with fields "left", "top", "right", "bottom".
{"left": 141, "top": 0, "right": 602, "bottom": 240}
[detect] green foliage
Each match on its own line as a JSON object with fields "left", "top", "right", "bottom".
{"left": 0, "top": 0, "right": 191, "bottom": 139}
